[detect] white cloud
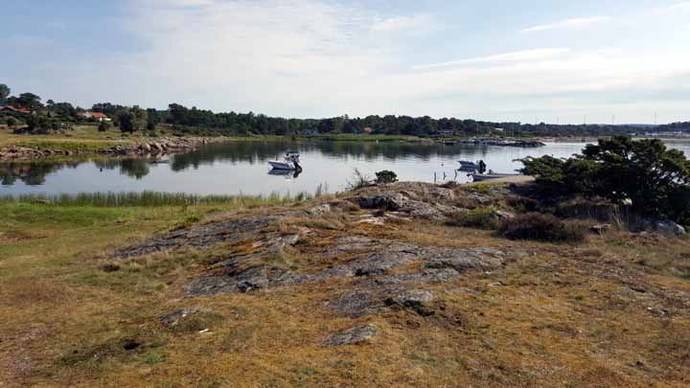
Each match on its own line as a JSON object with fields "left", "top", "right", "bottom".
{"left": 666, "top": 1, "right": 690, "bottom": 11}
{"left": 413, "top": 48, "right": 571, "bottom": 70}
{"left": 13, "top": 0, "right": 689, "bottom": 123}
{"left": 370, "top": 15, "right": 431, "bottom": 32}
{"left": 143, "top": 0, "right": 216, "bottom": 7}
{"left": 521, "top": 16, "right": 611, "bottom": 33}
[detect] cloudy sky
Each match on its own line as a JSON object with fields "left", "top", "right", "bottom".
{"left": 1, "top": 0, "right": 689, "bottom": 123}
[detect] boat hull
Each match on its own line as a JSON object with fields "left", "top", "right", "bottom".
{"left": 269, "top": 161, "right": 296, "bottom": 170}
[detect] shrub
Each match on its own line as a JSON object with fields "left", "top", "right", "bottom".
{"left": 555, "top": 197, "right": 622, "bottom": 222}
{"left": 505, "top": 195, "right": 539, "bottom": 212}
{"left": 6, "top": 117, "right": 18, "bottom": 129}
{"left": 498, "top": 213, "right": 586, "bottom": 242}
{"left": 520, "top": 136, "right": 690, "bottom": 225}
{"left": 447, "top": 207, "right": 500, "bottom": 229}
{"left": 98, "top": 120, "right": 111, "bottom": 132}
{"left": 375, "top": 170, "right": 398, "bottom": 184}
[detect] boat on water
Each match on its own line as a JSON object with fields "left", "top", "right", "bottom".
{"left": 458, "top": 160, "right": 479, "bottom": 171}
{"left": 268, "top": 151, "right": 302, "bottom": 171}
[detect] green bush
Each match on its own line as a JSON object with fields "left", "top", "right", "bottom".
{"left": 498, "top": 213, "right": 586, "bottom": 242}
{"left": 520, "top": 136, "right": 690, "bottom": 225}
{"left": 375, "top": 170, "right": 398, "bottom": 184}
{"left": 447, "top": 207, "right": 500, "bottom": 229}
{"left": 6, "top": 117, "right": 18, "bottom": 128}
{"left": 555, "top": 197, "right": 621, "bottom": 222}
{"left": 505, "top": 195, "right": 539, "bottom": 212}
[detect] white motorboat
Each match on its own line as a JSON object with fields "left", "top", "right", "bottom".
{"left": 269, "top": 151, "right": 302, "bottom": 171}
{"left": 458, "top": 160, "right": 479, "bottom": 171}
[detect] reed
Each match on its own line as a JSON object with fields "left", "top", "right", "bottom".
{"left": 0, "top": 191, "right": 310, "bottom": 207}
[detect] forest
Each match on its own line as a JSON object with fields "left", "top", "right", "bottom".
{"left": 1, "top": 83, "right": 688, "bottom": 137}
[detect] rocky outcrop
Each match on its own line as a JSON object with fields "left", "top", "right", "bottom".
{"left": 113, "top": 216, "right": 275, "bottom": 258}
{"left": 385, "top": 289, "right": 435, "bottom": 316}
{"left": 352, "top": 182, "right": 472, "bottom": 222}
{"left": 324, "top": 324, "right": 378, "bottom": 346}
{"left": 102, "top": 137, "right": 211, "bottom": 157}
{"left": 112, "top": 182, "right": 515, "bottom": 320}
{"left": 0, "top": 146, "right": 76, "bottom": 160}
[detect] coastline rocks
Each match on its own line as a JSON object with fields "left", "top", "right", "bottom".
{"left": 653, "top": 220, "right": 686, "bottom": 236}
{"left": 632, "top": 218, "right": 687, "bottom": 236}
{"left": 0, "top": 136, "right": 216, "bottom": 161}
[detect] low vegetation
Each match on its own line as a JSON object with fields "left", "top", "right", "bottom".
{"left": 498, "top": 213, "right": 587, "bottom": 242}
{"left": 374, "top": 170, "right": 398, "bottom": 184}
{"left": 447, "top": 207, "right": 500, "bottom": 230}
{"left": 0, "top": 191, "right": 304, "bottom": 208}
{"left": 1, "top": 179, "right": 689, "bottom": 386}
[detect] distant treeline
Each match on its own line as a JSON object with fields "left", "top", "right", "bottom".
{"left": 2, "top": 82, "right": 689, "bottom": 137}
{"left": 85, "top": 102, "right": 690, "bottom": 137}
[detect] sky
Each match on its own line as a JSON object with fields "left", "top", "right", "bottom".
{"left": 1, "top": 0, "right": 689, "bottom": 124}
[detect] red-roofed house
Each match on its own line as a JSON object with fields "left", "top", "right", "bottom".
{"left": 78, "top": 111, "right": 111, "bottom": 122}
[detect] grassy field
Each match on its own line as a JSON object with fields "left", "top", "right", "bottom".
{"left": 1, "top": 183, "right": 689, "bottom": 386}
{"left": 0, "top": 125, "right": 141, "bottom": 151}
{"left": 0, "top": 125, "right": 426, "bottom": 152}
{"left": 0, "top": 193, "right": 309, "bottom": 385}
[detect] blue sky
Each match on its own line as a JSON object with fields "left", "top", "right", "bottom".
{"left": 1, "top": 0, "right": 689, "bottom": 123}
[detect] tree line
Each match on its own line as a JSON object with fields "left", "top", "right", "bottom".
{"left": 2, "top": 82, "right": 688, "bottom": 137}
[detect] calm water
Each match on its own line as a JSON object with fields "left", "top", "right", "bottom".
{"left": 3, "top": 140, "right": 690, "bottom": 196}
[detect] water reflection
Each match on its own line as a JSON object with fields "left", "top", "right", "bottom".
{"left": 95, "top": 159, "right": 151, "bottom": 180}
{"left": 169, "top": 141, "right": 493, "bottom": 172}
{"left": 1, "top": 161, "right": 79, "bottom": 186}
{"left": 2, "top": 140, "right": 688, "bottom": 196}
{"left": 267, "top": 168, "right": 302, "bottom": 179}
{"left": 0, "top": 141, "right": 502, "bottom": 187}
{"left": 0, "top": 158, "right": 156, "bottom": 186}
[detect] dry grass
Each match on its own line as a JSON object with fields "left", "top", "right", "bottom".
{"left": 1, "top": 193, "right": 689, "bottom": 386}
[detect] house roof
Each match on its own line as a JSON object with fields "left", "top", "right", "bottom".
{"left": 79, "top": 111, "right": 110, "bottom": 119}
{"left": 0, "top": 105, "right": 31, "bottom": 114}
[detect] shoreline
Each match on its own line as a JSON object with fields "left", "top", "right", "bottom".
{"left": 3, "top": 129, "right": 690, "bottom": 163}
{"left": 0, "top": 135, "right": 221, "bottom": 162}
